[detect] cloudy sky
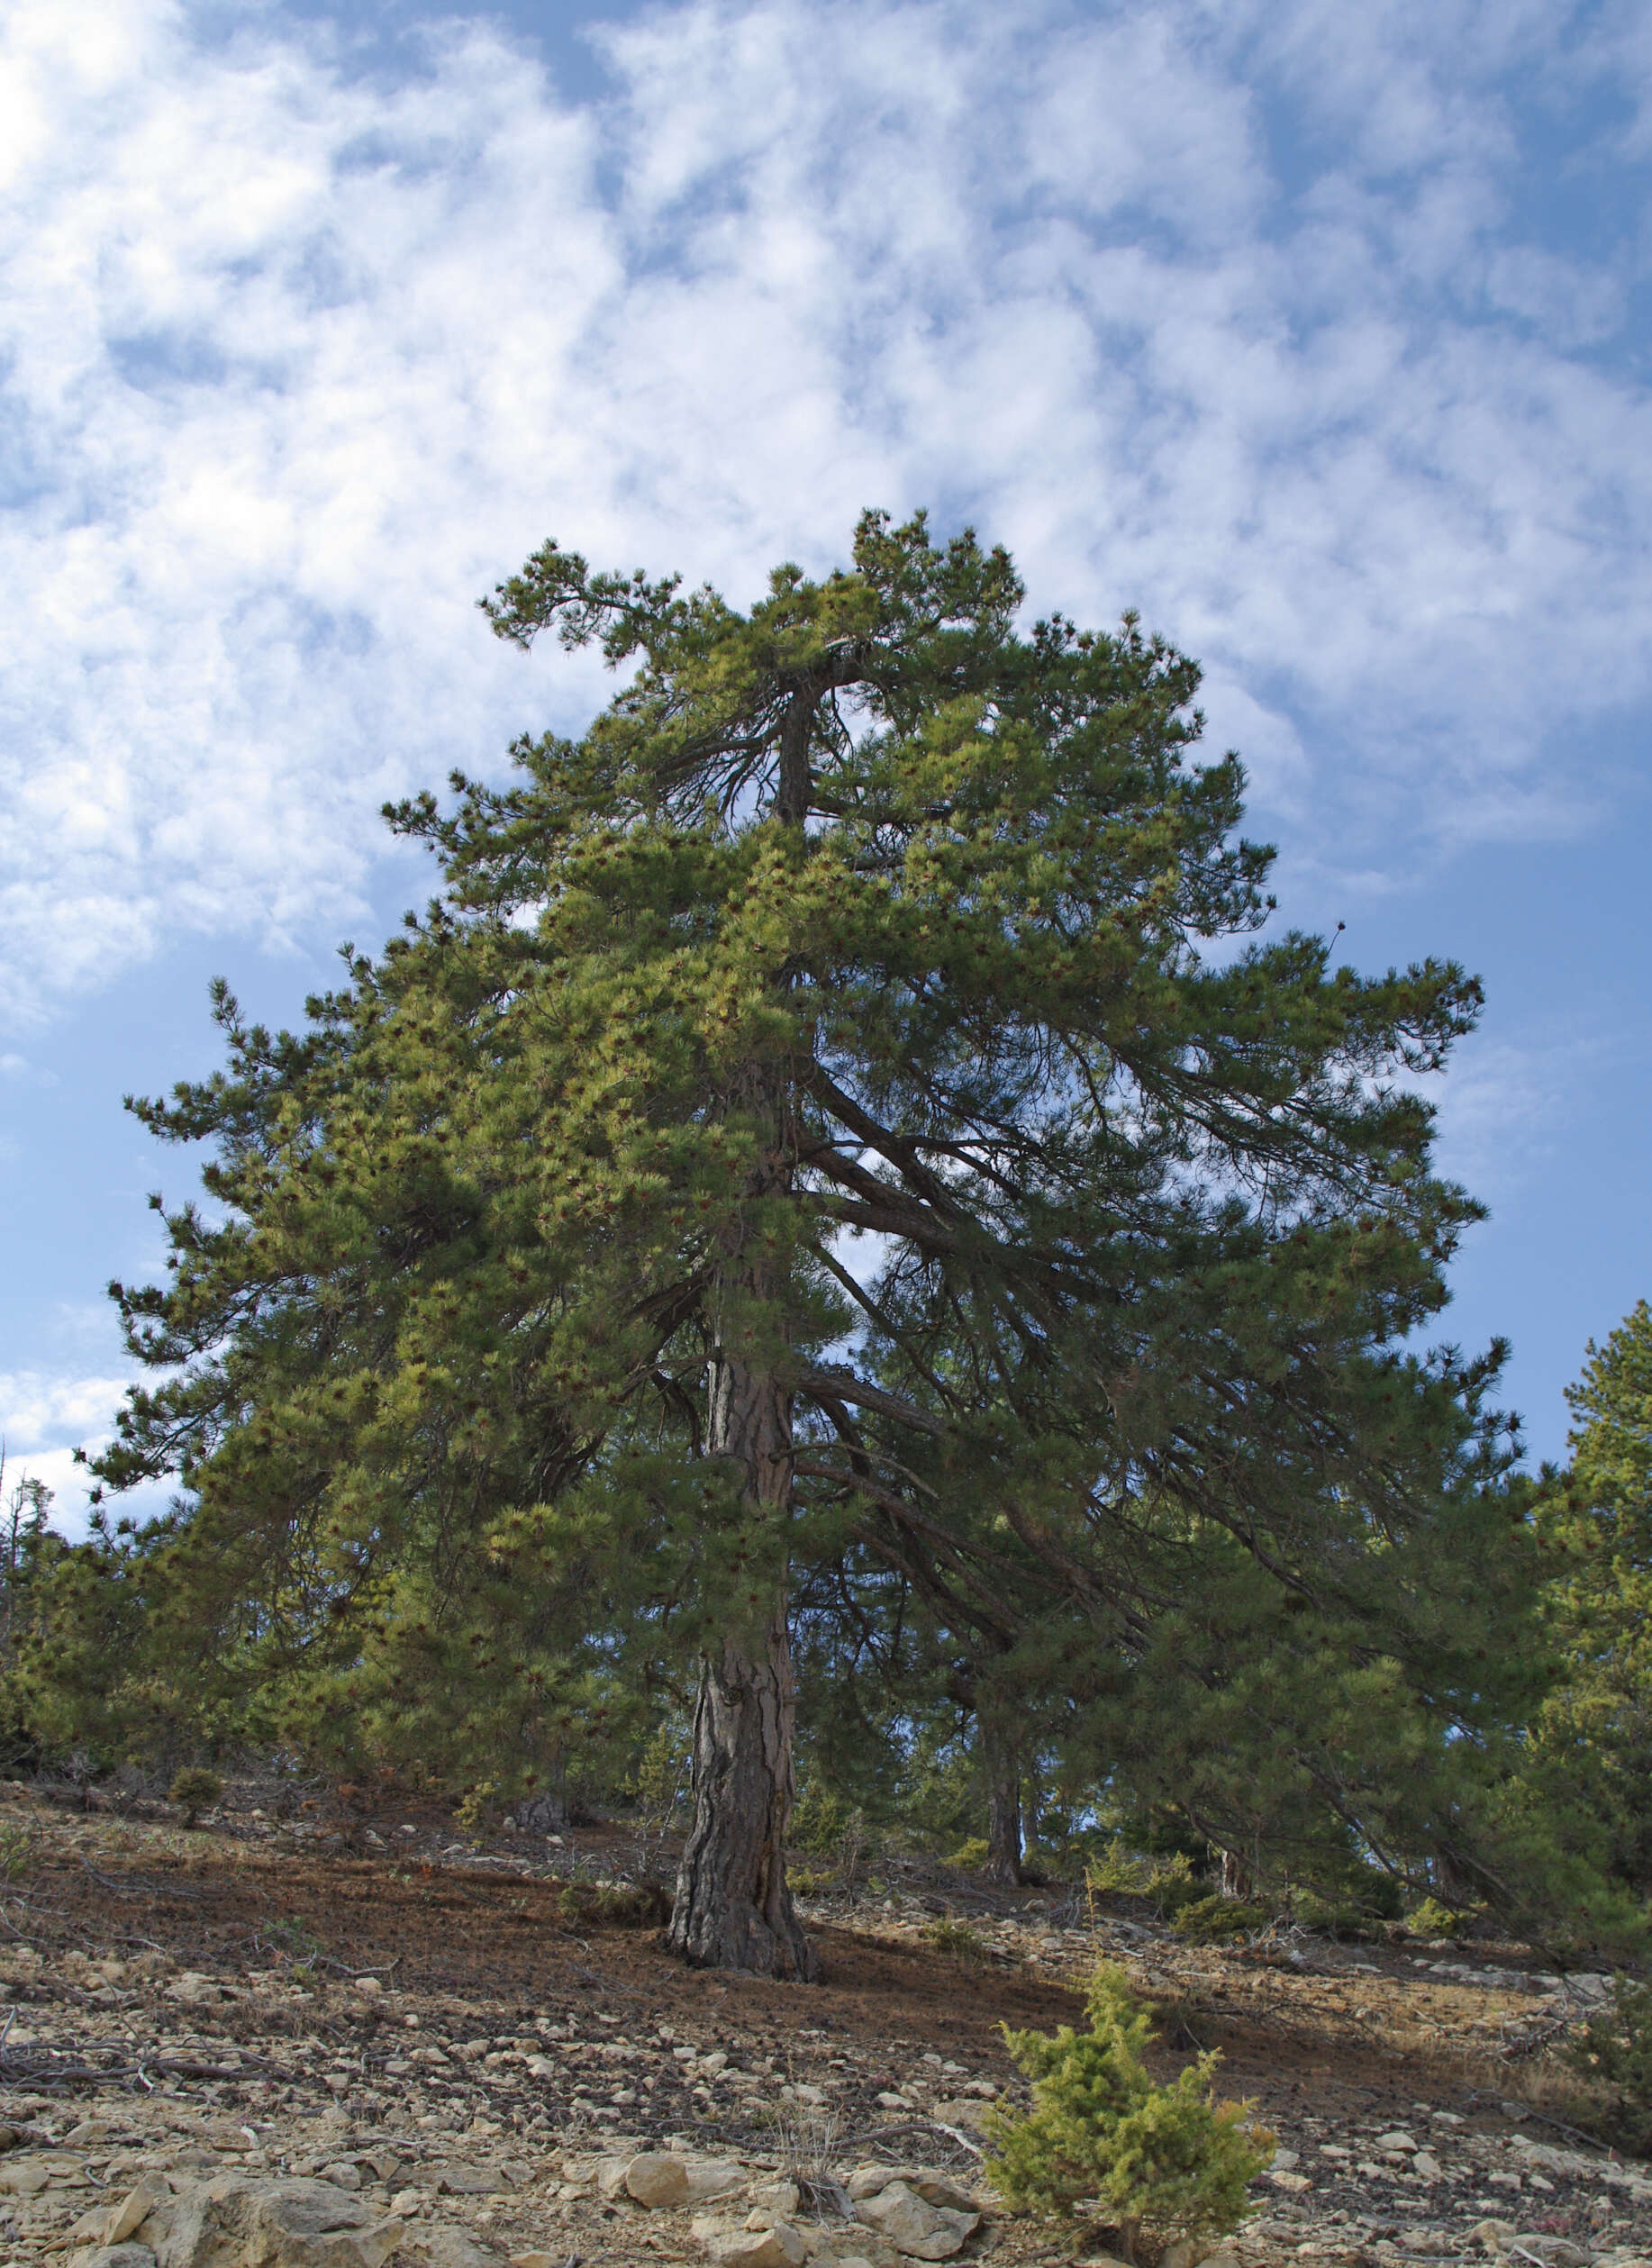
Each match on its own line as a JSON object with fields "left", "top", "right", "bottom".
{"left": 3, "top": 0, "right": 1649, "bottom": 1531}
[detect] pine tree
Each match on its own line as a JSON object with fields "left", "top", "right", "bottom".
{"left": 95, "top": 511, "right": 1493, "bottom": 1975}
{"left": 1527, "top": 1302, "right": 1652, "bottom": 1894}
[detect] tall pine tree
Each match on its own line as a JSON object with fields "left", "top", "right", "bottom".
{"left": 99, "top": 512, "right": 1494, "bottom": 1974}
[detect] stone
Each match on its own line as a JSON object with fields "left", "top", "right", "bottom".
{"left": 1160, "top": 2241, "right": 1202, "bottom": 2268}
{"left": 407, "top": 2232, "right": 502, "bottom": 2268}
{"left": 626, "top": 2152, "right": 691, "bottom": 2208}
{"left": 392, "top": 2191, "right": 423, "bottom": 2218}
{"left": 1269, "top": 2171, "right": 1312, "bottom": 2192}
{"left": 0, "top": 2157, "right": 49, "bottom": 2195}
{"left": 855, "top": 2181, "right": 978, "bottom": 2260}
{"left": 903, "top": 2177, "right": 980, "bottom": 2216}
{"left": 685, "top": 2160, "right": 747, "bottom": 2203}
{"left": 164, "top": 1973, "right": 223, "bottom": 2007}
{"left": 703, "top": 2225, "right": 810, "bottom": 2268}
{"left": 1374, "top": 2132, "right": 1417, "bottom": 2153}
{"left": 930, "top": 2100, "right": 993, "bottom": 2136}
{"left": 355, "top": 1978, "right": 384, "bottom": 1997}
{"left": 1511, "top": 2241, "right": 1594, "bottom": 2268}
{"left": 67, "top": 2250, "right": 158, "bottom": 2268}
{"left": 150, "top": 2174, "right": 403, "bottom": 2268}
{"left": 1411, "top": 2151, "right": 1444, "bottom": 2182}
{"left": 596, "top": 2157, "right": 633, "bottom": 2199}
{"left": 751, "top": 2180, "right": 802, "bottom": 2216}
{"left": 107, "top": 2183, "right": 164, "bottom": 2246}
{"left": 509, "top": 2257, "right": 563, "bottom": 2268}
{"left": 434, "top": 2164, "right": 504, "bottom": 2197}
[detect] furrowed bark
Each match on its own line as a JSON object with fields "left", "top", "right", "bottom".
{"left": 982, "top": 1717, "right": 1025, "bottom": 1887}
{"left": 667, "top": 676, "right": 821, "bottom": 1980}
{"left": 667, "top": 1262, "right": 816, "bottom": 1978}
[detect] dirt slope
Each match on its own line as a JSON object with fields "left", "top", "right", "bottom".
{"left": 2, "top": 1785, "right": 1647, "bottom": 2268}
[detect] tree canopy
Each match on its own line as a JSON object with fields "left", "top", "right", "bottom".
{"left": 76, "top": 511, "right": 1536, "bottom": 1969}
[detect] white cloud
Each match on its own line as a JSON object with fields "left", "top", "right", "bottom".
{"left": 0, "top": 0, "right": 1647, "bottom": 1028}
{"left": 0, "top": 1365, "right": 144, "bottom": 1541}
{"left": 1430, "top": 1030, "right": 1597, "bottom": 1207}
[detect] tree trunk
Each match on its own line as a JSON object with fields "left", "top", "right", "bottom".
{"left": 981, "top": 1719, "right": 1024, "bottom": 1886}
{"left": 667, "top": 1328, "right": 816, "bottom": 1978}
{"left": 1220, "top": 1846, "right": 1255, "bottom": 1901}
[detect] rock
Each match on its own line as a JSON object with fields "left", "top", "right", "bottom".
{"left": 903, "top": 2177, "right": 980, "bottom": 2216}
{"left": 150, "top": 2174, "right": 403, "bottom": 2268}
{"left": 1374, "top": 2132, "right": 1417, "bottom": 2153}
{"left": 354, "top": 1978, "right": 384, "bottom": 1997}
{"left": 68, "top": 2249, "right": 158, "bottom": 2268}
{"left": 702, "top": 2225, "right": 809, "bottom": 2268}
{"left": 1160, "top": 2242, "right": 1202, "bottom": 2268}
{"left": 509, "top": 2257, "right": 563, "bottom": 2268}
{"left": 685, "top": 2160, "right": 747, "bottom": 2203}
{"left": 848, "top": 2167, "right": 905, "bottom": 2200}
{"left": 855, "top": 2181, "right": 978, "bottom": 2260}
{"left": 626, "top": 2152, "right": 690, "bottom": 2207}
{"left": 106, "top": 2182, "right": 164, "bottom": 2246}
{"left": 1410, "top": 2150, "right": 1444, "bottom": 2181}
{"left": 1473, "top": 2224, "right": 1518, "bottom": 2254}
{"left": 435, "top": 2164, "right": 504, "bottom": 2197}
{"left": 1271, "top": 2150, "right": 1302, "bottom": 2170}
{"left": 1269, "top": 2171, "right": 1312, "bottom": 2192}
{"left": 407, "top": 2232, "right": 502, "bottom": 2268}
{"left": 596, "top": 2157, "right": 633, "bottom": 2199}
{"left": 391, "top": 2191, "right": 423, "bottom": 2218}
{"left": 930, "top": 2100, "right": 993, "bottom": 2136}
{"left": 1512, "top": 2242, "right": 1594, "bottom": 2268}
{"left": 750, "top": 2180, "right": 802, "bottom": 2216}
{"left": 164, "top": 1973, "right": 222, "bottom": 2007}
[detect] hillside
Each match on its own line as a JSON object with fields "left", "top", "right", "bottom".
{"left": 3, "top": 1783, "right": 1647, "bottom": 2268}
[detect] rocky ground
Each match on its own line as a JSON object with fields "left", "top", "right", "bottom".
{"left": 1, "top": 1782, "right": 1647, "bottom": 2268}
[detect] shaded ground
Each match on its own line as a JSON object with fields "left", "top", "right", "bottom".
{"left": 2, "top": 1783, "right": 1648, "bottom": 2268}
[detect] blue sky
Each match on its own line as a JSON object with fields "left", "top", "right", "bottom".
{"left": 2, "top": 0, "right": 1649, "bottom": 1533}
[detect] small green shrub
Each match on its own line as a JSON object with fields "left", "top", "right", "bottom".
{"left": 985, "top": 1962, "right": 1273, "bottom": 2257}
{"left": 946, "top": 1836, "right": 992, "bottom": 1871}
{"left": 1292, "top": 1892, "right": 1377, "bottom": 1940}
{"left": 789, "top": 1864, "right": 835, "bottom": 1896}
{"left": 790, "top": 1782, "right": 850, "bottom": 1855}
{"left": 1402, "top": 1894, "right": 1468, "bottom": 1941}
{"left": 0, "top": 1821, "right": 32, "bottom": 1882}
{"left": 1171, "top": 1895, "right": 1270, "bottom": 1943}
{"left": 923, "top": 1917, "right": 989, "bottom": 1961}
{"left": 1563, "top": 1976, "right": 1652, "bottom": 2156}
{"left": 168, "top": 1767, "right": 224, "bottom": 1827}
{"left": 265, "top": 1915, "right": 325, "bottom": 1969}
{"left": 556, "top": 1879, "right": 670, "bottom": 1929}
{"left": 453, "top": 1781, "right": 498, "bottom": 1835}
